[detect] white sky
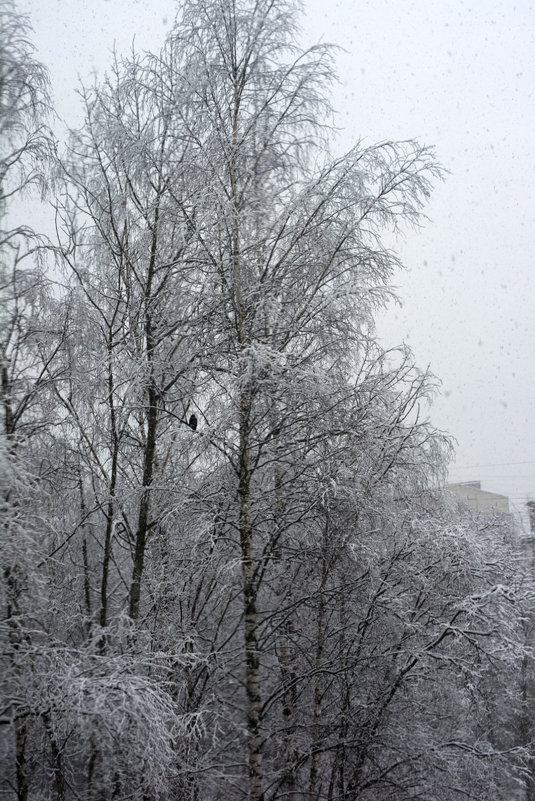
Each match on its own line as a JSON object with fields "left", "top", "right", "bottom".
{"left": 18, "top": 0, "right": 535, "bottom": 521}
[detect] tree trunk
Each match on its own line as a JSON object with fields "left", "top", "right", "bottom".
{"left": 279, "top": 615, "right": 298, "bottom": 801}
{"left": 309, "top": 526, "right": 329, "bottom": 801}
{"left": 5, "top": 561, "right": 29, "bottom": 801}
{"left": 129, "top": 384, "right": 158, "bottom": 620}
{"left": 128, "top": 210, "right": 159, "bottom": 621}
{"left": 239, "top": 391, "right": 264, "bottom": 801}
{"left": 98, "top": 342, "right": 120, "bottom": 643}
{"left": 14, "top": 713, "right": 28, "bottom": 801}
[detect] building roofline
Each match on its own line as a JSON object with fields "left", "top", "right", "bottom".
{"left": 446, "top": 483, "right": 509, "bottom": 502}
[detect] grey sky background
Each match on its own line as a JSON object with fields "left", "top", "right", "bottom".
{"left": 18, "top": 0, "right": 535, "bottom": 522}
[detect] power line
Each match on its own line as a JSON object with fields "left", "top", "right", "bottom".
{"left": 450, "top": 460, "right": 535, "bottom": 469}
{"left": 451, "top": 471, "right": 534, "bottom": 483}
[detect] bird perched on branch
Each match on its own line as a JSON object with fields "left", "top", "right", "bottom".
{"left": 188, "top": 413, "right": 198, "bottom": 431}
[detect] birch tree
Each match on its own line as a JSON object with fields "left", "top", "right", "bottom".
{"left": 146, "top": 4, "right": 441, "bottom": 799}
{"left": 0, "top": 0, "right": 58, "bottom": 455}
{"left": 0, "top": 3, "right": 56, "bottom": 798}
{"left": 54, "top": 48, "right": 207, "bottom": 629}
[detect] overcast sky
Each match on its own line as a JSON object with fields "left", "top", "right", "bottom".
{"left": 18, "top": 0, "right": 535, "bottom": 522}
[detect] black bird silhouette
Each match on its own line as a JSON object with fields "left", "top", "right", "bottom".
{"left": 188, "top": 413, "right": 198, "bottom": 431}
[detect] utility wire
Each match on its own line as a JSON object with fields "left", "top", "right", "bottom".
{"left": 450, "top": 460, "right": 535, "bottom": 469}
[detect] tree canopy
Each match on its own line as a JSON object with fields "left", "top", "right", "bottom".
{"left": 1, "top": 1, "right": 533, "bottom": 800}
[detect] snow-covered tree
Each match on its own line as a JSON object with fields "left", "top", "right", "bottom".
{"left": 2, "top": 1, "right": 532, "bottom": 800}
{"left": 0, "top": 3, "right": 57, "bottom": 798}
